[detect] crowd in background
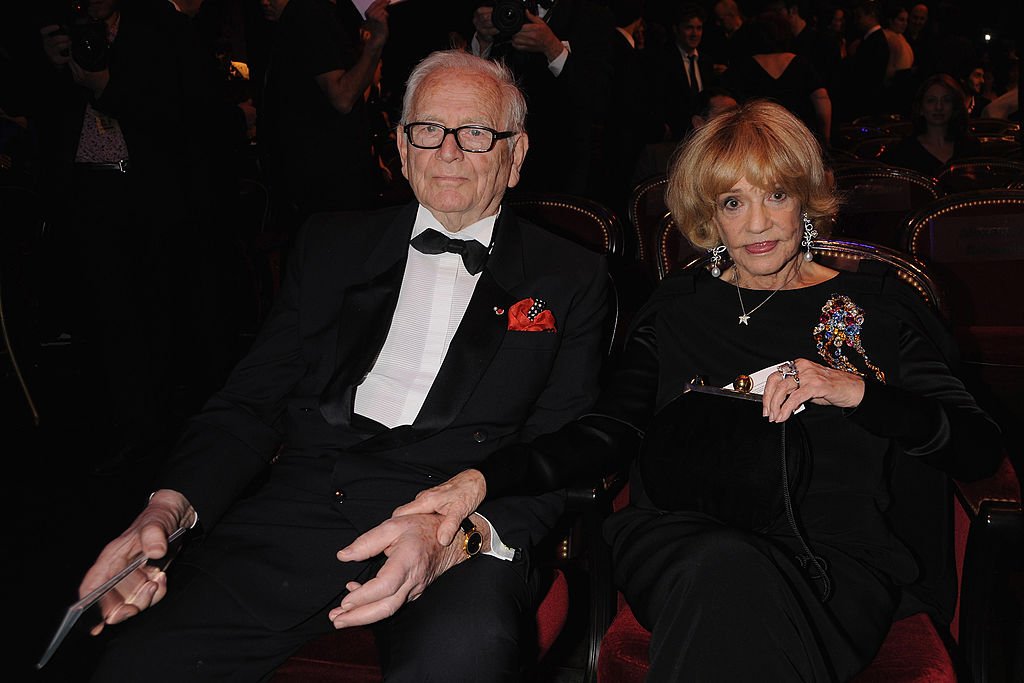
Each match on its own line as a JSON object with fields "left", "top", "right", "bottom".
{"left": 0, "top": 0, "right": 1020, "bottom": 468}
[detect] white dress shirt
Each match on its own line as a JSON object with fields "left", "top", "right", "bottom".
{"left": 354, "top": 205, "right": 515, "bottom": 561}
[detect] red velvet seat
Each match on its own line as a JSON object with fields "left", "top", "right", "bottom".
{"left": 594, "top": 456, "right": 1021, "bottom": 683}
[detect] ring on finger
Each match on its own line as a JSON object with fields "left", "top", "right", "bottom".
{"left": 793, "top": 373, "right": 800, "bottom": 387}
{"left": 777, "top": 360, "right": 797, "bottom": 379}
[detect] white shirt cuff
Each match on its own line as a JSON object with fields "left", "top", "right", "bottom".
{"left": 473, "top": 512, "right": 516, "bottom": 561}
{"left": 547, "top": 42, "right": 570, "bottom": 76}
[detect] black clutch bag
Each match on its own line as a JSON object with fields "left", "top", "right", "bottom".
{"left": 638, "top": 383, "right": 811, "bottom": 533}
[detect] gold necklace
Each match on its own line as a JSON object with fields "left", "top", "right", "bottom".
{"left": 734, "top": 265, "right": 800, "bottom": 325}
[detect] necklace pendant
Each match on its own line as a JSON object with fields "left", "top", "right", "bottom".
{"left": 738, "top": 314, "right": 750, "bottom": 325}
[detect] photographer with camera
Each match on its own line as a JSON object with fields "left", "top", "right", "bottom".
{"left": 470, "top": 0, "right": 615, "bottom": 197}
{"left": 35, "top": 0, "right": 244, "bottom": 472}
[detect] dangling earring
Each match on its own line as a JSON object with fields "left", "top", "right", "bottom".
{"left": 708, "top": 244, "right": 727, "bottom": 277}
{"left": 801, "top": 212, "right": 818, "bottom": 262}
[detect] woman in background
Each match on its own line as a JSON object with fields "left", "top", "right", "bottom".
{"left": 881, "top": 73, "right": 980, "bottom": 175}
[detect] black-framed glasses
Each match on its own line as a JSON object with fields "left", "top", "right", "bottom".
{"left": 403, "top": 122, "right": 516, "bottom": 153}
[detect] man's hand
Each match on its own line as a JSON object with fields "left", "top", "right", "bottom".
{"left": 331, "top": 513, "right": 466, "bottom": 628}
{"left": 68, "top": 60, "right": 110, "bottom": 97}
{"left": 362, "top": 0, "right": 390, "bottom": 50}
{"left": 40, "top": 25, "right": 71, "bottom": 67}
{"left": 390, "top": 469, "right": 486, "bottom": 546}
{"left": 511, "top": 12, "right": 565, "bottom": 63}
{"left": 78, "top": 489, "right": 196, "bottom": 634}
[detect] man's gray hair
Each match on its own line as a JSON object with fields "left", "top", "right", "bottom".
{"left": 400, "top": 50, "right": 527, "bottom": 133}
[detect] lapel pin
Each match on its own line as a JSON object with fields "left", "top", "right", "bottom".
{"left": 493, "top": 307, "right": 505, "bottom": 315}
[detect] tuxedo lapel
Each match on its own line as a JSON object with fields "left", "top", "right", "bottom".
{"left": 416, "top": 209, "right": 525, "bottom": 430}
{"left": 318, "top": 205, "right": 416, "bottom": 427}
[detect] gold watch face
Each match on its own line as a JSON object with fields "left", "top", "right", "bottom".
{"left": 464, "top": 529, "right": 483, "bottom": 556}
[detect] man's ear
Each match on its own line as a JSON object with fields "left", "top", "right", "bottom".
{"left": 506, "top": 132, "right": 529, "bottom": 189}
{"left": 691, "top": 114, "right": 706, "bottom": 130}
{"left": 396, "top": 126, "right": 410, "bottom": 181}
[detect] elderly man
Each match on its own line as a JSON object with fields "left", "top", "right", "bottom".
{"left": 79, "top": 49, "right": 609, "bottom": 682}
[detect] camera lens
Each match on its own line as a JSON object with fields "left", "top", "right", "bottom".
{"left": 491, "top": 0, "right": 527, "bottom": 40}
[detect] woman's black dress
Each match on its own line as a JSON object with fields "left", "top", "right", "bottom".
{"left": 599, "top": 267, "right": 1001, "bottom": 681}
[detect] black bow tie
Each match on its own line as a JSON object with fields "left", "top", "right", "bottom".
{"left": 410, "top": 228, "right": 490, "bottom": 275}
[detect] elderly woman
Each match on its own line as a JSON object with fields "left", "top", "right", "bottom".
{"left": 395, "top": 100, "right": 1001, "bottom": 680}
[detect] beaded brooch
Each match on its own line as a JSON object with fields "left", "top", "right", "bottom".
{"left": 812, "top": 294, "right": 886, "bottom": 383}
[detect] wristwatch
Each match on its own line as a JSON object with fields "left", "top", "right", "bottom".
{"left": 460, "top": 518, "right": 483, "bottom": 558}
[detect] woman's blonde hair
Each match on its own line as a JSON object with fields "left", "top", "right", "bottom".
{"left": 666, "top": 99, "right": 838, "bottom": 250}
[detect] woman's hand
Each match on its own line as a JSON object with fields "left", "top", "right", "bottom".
{"left": 762, "top": 358, "right": 866, "bottom": 423}
{"left": 389, "top": 469, "right": 486, "bottom": 546}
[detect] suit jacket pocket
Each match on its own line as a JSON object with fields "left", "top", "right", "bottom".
{"left": 500, "top": 330, "right": 561, "bottom": 351}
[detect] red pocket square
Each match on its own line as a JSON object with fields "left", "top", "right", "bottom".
{"left": 508, "top": 297, "right": 557, "bottom": 332}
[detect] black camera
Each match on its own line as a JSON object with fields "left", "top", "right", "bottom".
{"left": 66, "top": 1, "right": 109, "bottom": 72}
{"left": 490, "top": 1, "right": 535, "bottom": 42}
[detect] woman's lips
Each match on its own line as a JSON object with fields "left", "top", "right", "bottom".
{"left": 744, "top": 240, "right": 777, "bottom": 254}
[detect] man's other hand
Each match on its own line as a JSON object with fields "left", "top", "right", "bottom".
{"left": 390, "top": 469, "right": 486, "bottom": 546}
{"left": 77, "top": 490, "right": 196, "bottom": 634}
{"left": 511, "top": 12, "right": 564, "bottom": 62}
{"left": 331, "top": 513, "right": 466, "bottom": 628}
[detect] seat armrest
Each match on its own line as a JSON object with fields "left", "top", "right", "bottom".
{"left": 953, "top": 455, "right": 1022, "bottom": 683}
{"left": 954, "top": 456, "right": 1021, "bottom": 518}
{"left": 562, "top": 473, "right": 626, "bottom": 683}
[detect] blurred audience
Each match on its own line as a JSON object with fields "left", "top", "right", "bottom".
{"left": 34, "top": 0, "right": 243, "bottom": 467}
{"left": 597, "top": 0, "right": 657, "bottom": 217}
{"left": 881, "top": 2, "right": 914, "bottom": 113}
{"left": 767, "top": 1, "right": 844, "bottom": 87}
{"left": 703, "top": 0, "right": 746, "bottom": 70}
{"left": 655, "top": 2, "right": 720, "bottom": 142}
{"left": 722, "top": 11, "right": 832, "bottom": 145}
{"left": 470, "top": 0, "right": 615, "bottom": 197}
{"left": 840, "top": 0, "right": 891, "bottom": 121}
{"left": 960, "top": 62, "right": 991, "bottom": 119}
{"left": 258, "top": 0, "right": 390, "bottom": 234}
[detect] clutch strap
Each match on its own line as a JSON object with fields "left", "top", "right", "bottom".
{"left": 780, "top": 423, "right": 832, "bottom": 602}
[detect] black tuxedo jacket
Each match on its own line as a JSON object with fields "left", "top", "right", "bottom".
{"left": 842, "top": 27, "right": 890, "bottom": 119}
{"left": 659, "top": 47, "right": 718, "bottom": 140}
{"left": 159, "top": 201, "right": 609, "bottom": 628}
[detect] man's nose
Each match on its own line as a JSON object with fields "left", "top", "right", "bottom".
{"left": 437, "top": 131, "right": 464, "bottom": 161}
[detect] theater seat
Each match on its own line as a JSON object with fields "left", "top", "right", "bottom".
{"left": 592, "top": 459, "right": 1021, "bottom": 683}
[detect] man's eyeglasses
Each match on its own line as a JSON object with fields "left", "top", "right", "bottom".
{"left": 403, "top": 122, "right": 516, "bottom": 153}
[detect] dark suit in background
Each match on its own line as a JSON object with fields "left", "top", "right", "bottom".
{"left": 659, "top": 46, "right": 719, "bottom": 141}
{"left": 34, "top": 0, "right": 235, "bottom": 460}
{"left": 485, "top": 0, "right": 615, "bottom": 196}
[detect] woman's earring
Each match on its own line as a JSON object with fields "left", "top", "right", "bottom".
{"left": 708, "top": 244, "right": 727, "bottom": 277}
{"left": 801, "top": 212, "right": 818, "bottom": 262}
